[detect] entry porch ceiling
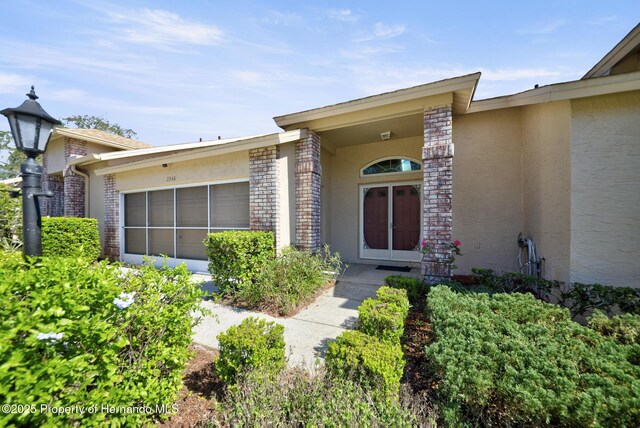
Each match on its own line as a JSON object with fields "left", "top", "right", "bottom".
{"left": 320, "top": 113, "right": 423, "bottom": 151}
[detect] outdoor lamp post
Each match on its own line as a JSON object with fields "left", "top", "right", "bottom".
{"left": 1, "top": 86, "right": 60, "bottom": 257}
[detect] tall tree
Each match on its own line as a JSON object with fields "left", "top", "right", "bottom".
{"left": 0, "top": 131, "right": 26, "bottom": 180}
{"left": 61, "top": 115, "right": 138, "bottom": 139}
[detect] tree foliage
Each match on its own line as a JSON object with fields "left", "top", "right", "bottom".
{"left": 0, "top": 131, "right": 26, "bottom": 180}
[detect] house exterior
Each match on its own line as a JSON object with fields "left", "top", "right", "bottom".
{"left": 42, "top": 24, "right": 640, "bottom": 287}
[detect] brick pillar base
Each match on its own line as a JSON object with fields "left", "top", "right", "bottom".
{"left": 249, "top": 146, "right": 279, "bottom": 239}
{"left": 103, "top": 174, "right": 119, "bottom": 261}
{"left": 422, "top": 106, "right": 454, "bottom": 282}
{"left": 41, "top": 152, "right": 64, "bottom": 217}
{"left": 295, "top": 131, "right": 321, "bottom": 252}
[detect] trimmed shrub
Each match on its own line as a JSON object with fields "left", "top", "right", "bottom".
{"left": 426, "top": 285, "right": 640, "bottom": 426}
{"left": 215, "top": 317, "right": 285, "bottom": 384}
{"left": 239, "top": 245, "right": 343, "bottom": 315}
{"left": 41, "top": 216, "right": 101, "bottom": 260}
{"left": 385, "top": 275, "right": 423, "bottom": 302}
{"left": 0, "top": 183, "right": 22, "bottom": 251}
{"left": 589, "top": 310, "right": 640, "bottom": 345}
{"left": 205, "top": 230, "right": 274, "bottom": 293}
{"left": 221, "top": 367, "right": 428, "bottom": 427}
{"left": 357, "top": 299, "right": 407, "bottom": 343}
{"left": 376, "top": 286, "right": 410, "bottom": 318}
{"left": 0, "top": 253, "right": 204, "bottom": 427}
{"left": 326, "top": 330, "right": 404, "bottom": 398}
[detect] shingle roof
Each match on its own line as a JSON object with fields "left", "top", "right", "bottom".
{"left": 55, "top": 128, "right": 153, "bottom": 150}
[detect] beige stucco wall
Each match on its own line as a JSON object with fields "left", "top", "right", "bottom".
{"left": 452, "top": 109, "right": 524, "bottom": 274}
{"left": 276, "top": 142, "right": 295, "bottom": 249}
{"left": 321, "top": 147, "right": 333, "bottom": 247}
{"left": 327, "top": 136, "right": 423, "bottom": 264}
{"left": 570, "top": 91, "right": 640, "bottom": 287}
{"left": 45, "top": 138, "right": 65, "bottom": 173}
{"left": 84, "top": 163, "right": 107, "bottom": 254}
{"left": 521, "top": 101, "right": 572, "bottom": 283}
{"left": 114, "top": 150, "right": 249, "bottom": 192}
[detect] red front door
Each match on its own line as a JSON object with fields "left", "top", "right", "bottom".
{"left": 361, "top": 183, "right": 421, "bottom": 261}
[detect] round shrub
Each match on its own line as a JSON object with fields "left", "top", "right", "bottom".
{"left": 325, "top": 330, "right": 404, "bottom": 398}
{"left": 384, "top": 275, "right": 423, "bottom": 302}
{"left": 215, "top": 317, "right": 285, "bottom": 384}
{"left": 376, "top": 286, "right": 410, "bottom": 318}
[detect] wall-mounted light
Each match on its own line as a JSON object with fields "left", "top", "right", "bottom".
{"left": 380, "top": 131, "right": 391, "bottom": 141}
{"left": 162, "top": 163, "right": 168, "bottom": 168}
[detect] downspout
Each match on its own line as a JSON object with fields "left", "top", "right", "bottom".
{"left": 70, "top": 165, "right": 90, "bottom": 216}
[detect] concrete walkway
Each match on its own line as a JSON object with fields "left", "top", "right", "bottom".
{"left": 192, "top": 263, "right": 420, "bottom": 367}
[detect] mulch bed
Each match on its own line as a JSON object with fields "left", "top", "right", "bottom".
{"left": 157, "top": 344, "right": 223, "bottom": 427}
{"left": 401, "top": 297, "right": 436, "bottom": 393}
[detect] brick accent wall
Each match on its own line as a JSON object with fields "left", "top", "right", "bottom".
{"left": 63, "top": 138, "right": 87, "bottom": 217}
{"left": 41, "top": 153, "right": 64, "bottom": 217}
{"left": 249, "top": 146, "right": 279, "bottom": 237}
{"left": 103, "top": 173, "right": 119, "bottom": 261}
{"left": 422, "top": 106, "right": 454, "bottom": 280}
{"left": 295, "top": 131, "right": 321, "bottom": 252}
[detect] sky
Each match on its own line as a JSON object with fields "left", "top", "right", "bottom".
{"left": 0, "top": 1, "right": 639, "bottom": 147}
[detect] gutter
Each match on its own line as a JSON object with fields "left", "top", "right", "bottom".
{"left": 70, "top": 164, "right": 90, "bottom": 216}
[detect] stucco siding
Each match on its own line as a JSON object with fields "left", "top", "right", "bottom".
{"left": 321, "top": 147, "right": 333, "bottom": 247}
{"left": 453, "top": 109, "right": 524, "bottom": 274}
{"left": 521, "top": 101, "right": 572, "bottom": 283}
{"left": 570, "top": 91, "right": 640, "bottom": 287}
{"left": 276, "top": 142, "right": 295, "bottom": 249}
{"left": 114, "top": 151, "right": 249, "bottom": 192}
{"left": 328, "top": 136, "right": 423, "bottom": 264}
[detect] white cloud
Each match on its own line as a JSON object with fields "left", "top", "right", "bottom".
{"left": 517, "top": 19, "right": 565, "bottom": 35}
{"left": 373, "top": 22, "right": 406, "bottom": 39}
{"left": 587, "top": 16, "right": 618, "bottom": 26}
{"left": 328, "top": 9, "right": 359, "bottom": 23}
{"left": 0, "top": 73, "right": 34, "bottom": 94}
{"left": 261, "top": 11, "right": 303, "bottom": 26}
{"left": 108, "top": 8, "right": 223, "bottom": 48}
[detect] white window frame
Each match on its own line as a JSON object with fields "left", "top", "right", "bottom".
{"left": 359, "top": 156, "right": 422, "bottom": 178}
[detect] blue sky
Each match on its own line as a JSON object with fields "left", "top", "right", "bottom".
{"left": 0, "top": 1, "right": 638, "bottom": 146}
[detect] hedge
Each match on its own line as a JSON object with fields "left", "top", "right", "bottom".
{"left": 384, "top": 275, "right": 423, "bottom": 302}
{"left": 41, "top": 217, "right": 101, "bottom": 261}
{"left": 0, "top": 253, "right": 204, "bottom": 427}
{"left": 426, "top": 285, "right": 640, "bottom": 426}
{"left": 357, "top": 287, "right": 409, "bottom": 344}
{"left": 215, "top": 317, "right": 285, "bottom": 384}
{"left": 205, "top": 231, "right": 274, "bottom": 293}
{"left": 0, "top": 183, "right": 22, "bottom": 250}
{"left": 325, "top": 330, "right": 404, "bottom": 398}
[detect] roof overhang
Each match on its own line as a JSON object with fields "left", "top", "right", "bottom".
{"left": 468, "top": 70, "right": 640, "bottom": 114}
{"left": 274, "top": 72, "right": 480, "bottom": 132}
{"left": 583, "top": 23, "right": 640, "bottom": 79}
{"left": 93, "top": 129, "right": 306, "bottom": 176}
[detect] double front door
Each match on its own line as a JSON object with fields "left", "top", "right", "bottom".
{"left": 360, "top": 183, "right": 422, "bottom": 262}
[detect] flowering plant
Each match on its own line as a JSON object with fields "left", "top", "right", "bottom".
{"left": 420, "top": 239, "right": 463, "bottom": 271}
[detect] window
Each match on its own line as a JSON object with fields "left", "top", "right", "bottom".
{"left": 122, "top": 181, "right": 250, "bottom": 261}
{"left": 361, "top": 158, "right": 421, "bottom": 176}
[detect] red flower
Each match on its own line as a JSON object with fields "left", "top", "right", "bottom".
{"left": 421, "top": 240, "right": 427, "bottom": 246}
{"left": 453, "top": 240, "right": 461, "bottom": 247}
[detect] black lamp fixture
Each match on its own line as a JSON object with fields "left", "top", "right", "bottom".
{"left": 1, "top": 86, "right": 60, "bottom": 257}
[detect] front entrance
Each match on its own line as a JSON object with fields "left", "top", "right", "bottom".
{"left": 359, "top": 182, "right": 422, "bottom": 262}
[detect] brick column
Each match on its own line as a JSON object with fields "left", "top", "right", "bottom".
{"left": 103, "top": 174, "right": 119, "bottom": 261}
{"left": 422, "top": 106, "right": 454, "bottom": 281}
{"left": 63, "top": 138, "right": 87, "bottom": 217}
{"left": 295, "top": 131, "right": 321, "bottom": 252}
{"left": 41, "top": 152, "right": 64, "bottom": 217}
{"left": 249, "top": 146, "right": 279, "bottom": 237}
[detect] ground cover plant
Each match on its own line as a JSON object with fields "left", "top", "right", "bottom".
{"left": 0, "top": 253, "right": 205, "bottom": 427}
{"left": 219, "top": 367, "right": 432, "bottom": 427}
{"left": 41, "top": 216, "right": 101, "bottom": 260}
{"left": 209, "top": 236, "right": 343, "bottom": 316}
{"left": 425, "top": 285, "right": 640, "bottom": 427}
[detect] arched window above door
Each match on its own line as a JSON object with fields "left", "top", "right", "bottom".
{"left": 360, "top": 157, "right": 421, "bottom": 177}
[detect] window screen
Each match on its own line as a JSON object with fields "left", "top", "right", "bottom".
{"left": 210, "top": 182, "right": 250, "bottom": 228}
{"left": 148, "top": 190, "right": 174, "bottom": 227}
{"left": 177, "top": 186, "right": 207, "bottom": 227}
